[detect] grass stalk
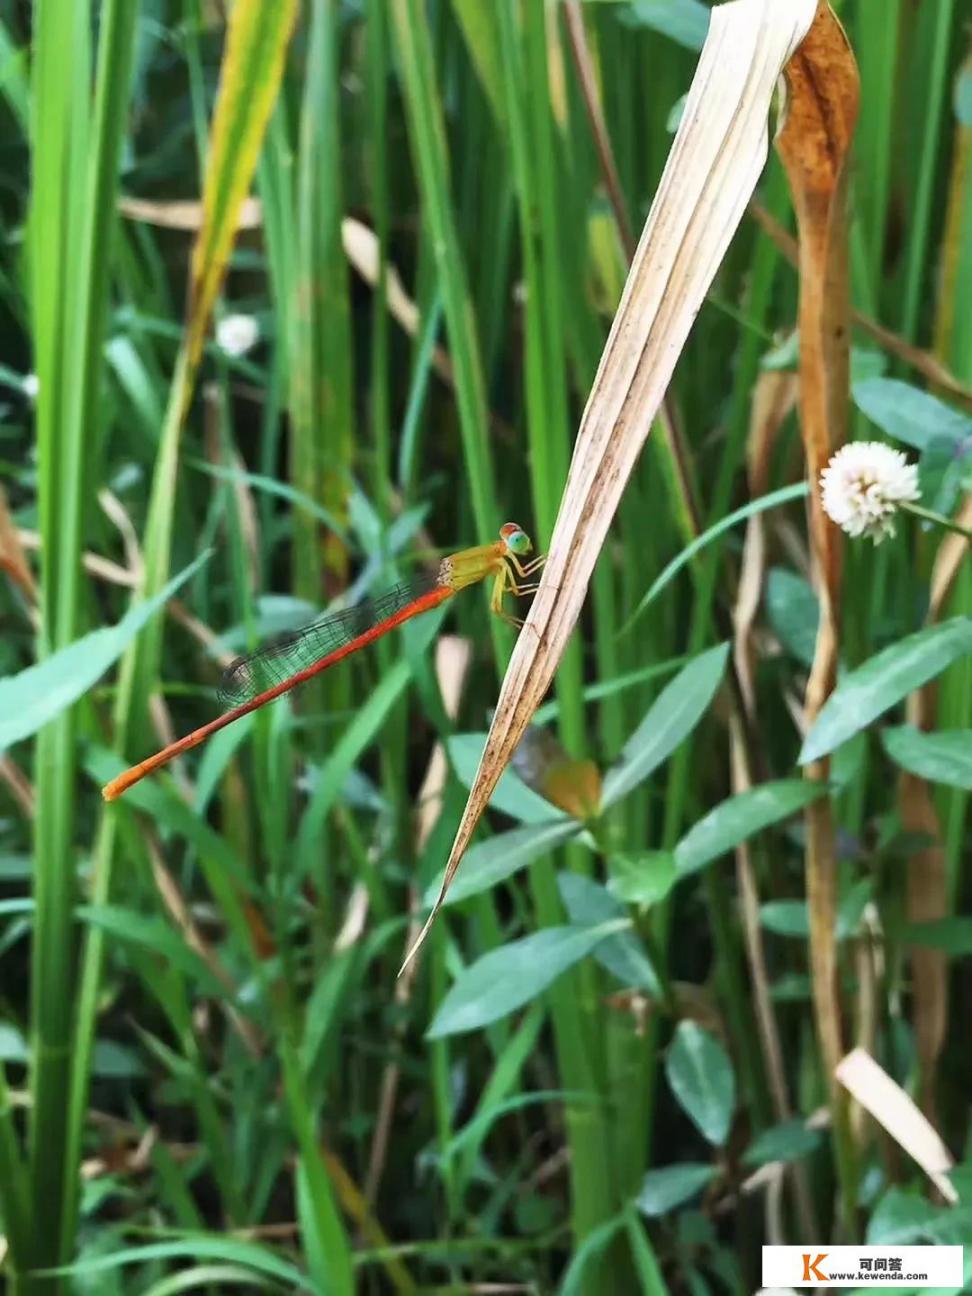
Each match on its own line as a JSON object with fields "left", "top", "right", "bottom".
{"left": 61, "top": 1, "right": 299, "bottom": 1275}
{"left": 389, "top": 0, "right": 504, "bottom": 667}
{"left": 27, "top": 1, "right": 138, "bottom": 1285}
{"left": 495, "top": 4, "right": 620, "bottom": 1280}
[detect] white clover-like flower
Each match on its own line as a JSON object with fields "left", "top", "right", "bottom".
{"left": 820, "top": 441, "right": 920, "bottom": 543}
{"left": 216, "top": 313, "right": 260, "bottom": 358}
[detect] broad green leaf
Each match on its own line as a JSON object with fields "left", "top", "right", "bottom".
{"left": 831, "top": 729, "right": 868, "bottom": 789}
{"left": 0, "top": 550, "right": 210, "bottom": 752}
{"left": 0, "top": 855, "right": 32, "bottom": 879}
{"left": 882, "top": 725, "right": 972, "bottom": 790}
{"left": 867, "top": 1187, "right": 972, "bottom": 1247}
{"left": 742, "top": 1119, "right": 823, "bottom": 1167}
{"left": 761, "top": 879, "right": 872, "bottom": 941}
{"left": 837, "top": 876, "right": 873, "bottom": 938}
{"left": 800, "top": 619, "right": 972, "bottom": 764}
{"left": 636, "top": 1163, "right": 716, "bottom": 1217}
{"left": 558, "top": 872, "right": 660, "bottom": 995}
{"left": 424, "top": 820, "right": 580, "bottom": 908}
{"left": 759, "top": 900, "right": 810, "bottom": 938}
{"left": 426, "top": 922, "right": 626, "bottom": 1039}
{"left": 625, "top": 482, "right": 808, "bottom": 626}
{"left": 621, "top": 0, "right": 711, "bottom": 51}
{"left": 92, "top": 1040, "right": 144, "bottom": 1079}
{"left": 851, "top": 348, "right": 889, "bottom": 382}
{"left": 448, "top": 733, "right": 564, "bottom": 824}
{"left": 770, "top": 973, "right": 812, "bottom": 1002}
{"left": 185, "top": 0, "right": 299, "bottom": 370}
{"left": 0, "top": 1023, "right": 27, "bottom": 1063}
{"left": 602, "top": 643, "right": 729, "bottom": 807}
{"left": 905, "top": 918, "right": 972, "bottom": 957}
{"left": 665, "top": 1022, "right": 735, "bottom": 1146}
{"left": 675, "top": 781, "right": 827, "bottom": 878}
{"left": 918, "top": 436, "right": 972, "bottom": 520}
{"left": 852, "top": 378, "right": 972, "bottom": 452}
{"left": 608, "top": 852, "right": 678, "bottom": 907}
{"left": 765, "top": 567, "right": 819, "bottom": 668}
{"left": 533, "top": 656, "right": 689, "bottom": 726}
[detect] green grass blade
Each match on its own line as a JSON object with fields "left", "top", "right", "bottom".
{"left": 27, "top": 0, "right": 135, "bottom": 1280}
{"left": 61, "top": 1, "right": 299, "bottom": 1267}
{"left": 389, "top": 0, "right": 504, "bottom": 662}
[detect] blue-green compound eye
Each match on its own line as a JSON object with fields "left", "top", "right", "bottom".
{"left": 500, "top": 522, "right": 533, "bottom": 555}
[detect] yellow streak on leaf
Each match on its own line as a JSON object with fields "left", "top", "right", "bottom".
{"left": 185, "top": 0, "right": 299, "bottom": 373}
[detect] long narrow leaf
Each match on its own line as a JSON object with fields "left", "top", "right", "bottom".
{"left": 800, "top": 618, "right": 972, "bottom": 763}
{"left": 0, "top": 552, "right": 210, "bottom": 751}
{"left": 427, "top": 922, "right": 629, "bottom": 1039}
{"left": 602, "top": 644, "right": 729, "bottom": 807}
{"left": 623, "top": 481, "right": 808, "bottom": 627}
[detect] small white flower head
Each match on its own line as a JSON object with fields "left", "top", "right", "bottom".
{"left": 215, "top": 313, "right": 260, "bottom": 358}
{"left": 22, "top": 373, "right": 39, "bottom": 402}
{"left": 820, "top": 441, "right": 920, "bottom": 544}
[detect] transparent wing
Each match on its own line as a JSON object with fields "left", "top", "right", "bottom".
{"left": 217, "top": 571, "right": 442, "bottom": 708}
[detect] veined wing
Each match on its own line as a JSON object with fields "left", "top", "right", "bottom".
{"left": 217, "top": 570, "right": 444, "bottom": 707}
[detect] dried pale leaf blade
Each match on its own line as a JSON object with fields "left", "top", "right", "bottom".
{"left": 835, "top": 1048, "right": 957, "bottom": 1203}
{"left": 402, "top": 0, "right": 820, "bottom": 971}
{"left": 118, "top": 194, "right": 263, "bottom": 231}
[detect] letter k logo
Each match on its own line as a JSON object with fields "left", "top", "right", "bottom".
{"left": 802, "top": 1253, "right": 829, "bottom": 1281}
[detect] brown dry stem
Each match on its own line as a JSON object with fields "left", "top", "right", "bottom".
{"left": 775, "top": 0, "right": 859, "bottom": 1233}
